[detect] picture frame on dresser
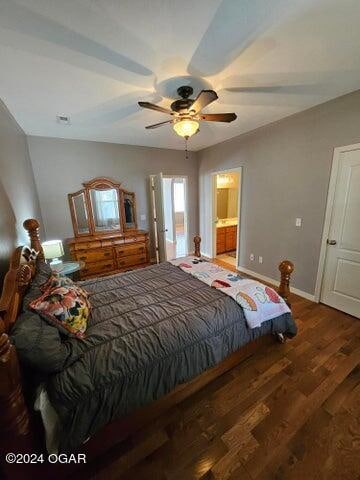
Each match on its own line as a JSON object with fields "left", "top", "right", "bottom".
{"left": 67, "top": 177, "right": 150, "bottom": 279}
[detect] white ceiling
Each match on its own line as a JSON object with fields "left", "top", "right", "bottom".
{"left": 1, "top": 0, "right": 360, "bottom": 151}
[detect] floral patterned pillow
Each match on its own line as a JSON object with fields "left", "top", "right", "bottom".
{"left": 30, "top": 285, "right": 90, "bottom": 338}
{"left": 41, "top": 273, "right": 89, "bottom": 297}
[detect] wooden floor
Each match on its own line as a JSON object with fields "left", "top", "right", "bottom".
{"left": 75, "top": 290, "right": 360, "bottom": 480}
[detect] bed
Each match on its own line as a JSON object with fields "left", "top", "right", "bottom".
{"left": 0, "top": 219, "right": 296, "bottom": 466}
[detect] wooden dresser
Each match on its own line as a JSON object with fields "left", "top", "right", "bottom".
{"left": 67, "top": 177, "right": 150, "bottom": 280}
{"left": 216, "top": 225, "right": 237, "bottom": 255}
{"left": 68, "top": 231, "right": 149, "bottom": 279}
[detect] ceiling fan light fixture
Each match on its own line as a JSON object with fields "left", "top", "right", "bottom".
{"left": 173, "top": 118, "right": 199, "bottom": 138}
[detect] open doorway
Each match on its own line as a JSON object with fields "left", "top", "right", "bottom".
{"left": 151, "top": 174, "right": 188, "bottom": 262}
{"left": 163, "top": 176, "right": 188, "bottom": 260}
{"left": 213, "top": 170, "right": 241, "bottom": 268}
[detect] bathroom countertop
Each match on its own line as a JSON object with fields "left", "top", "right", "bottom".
{"left": 216, "top": 218, "right": 238, "bottom": 228}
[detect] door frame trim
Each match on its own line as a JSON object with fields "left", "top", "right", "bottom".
{"left": 314, "top": 142, "right": 360, "bottom": 302}
{"left": 211, "top": 167, "right": 243, "bottom": 263}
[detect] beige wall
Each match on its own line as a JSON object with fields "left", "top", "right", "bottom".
{"left": 27, "top": 136, "right": 199, "bottom": 257}
{"left": 198, "top": 90, "right": 360, "bottom": 295}
{"left": 0, "top": 100, "right": 42, "bottom": 287}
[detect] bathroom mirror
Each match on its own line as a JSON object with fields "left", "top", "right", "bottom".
{"left": 217, "top": 188, "right": 238, "bottom": 220}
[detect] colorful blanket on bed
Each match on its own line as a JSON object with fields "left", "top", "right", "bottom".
{"left": 170, "top": 257, "right": 290, "bottom": 329}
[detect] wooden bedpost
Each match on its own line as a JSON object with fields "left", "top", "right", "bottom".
{"left": 278, "top": 260, "right": 294, "bottom": 307}
{"left": 23, "top": 218, "right": 44, "bottom": 261}
{"left": 0, "top": 330, "right": 31, "bottom": 437}
{"left": 194, "top": 235, "right": 201, "bottom": 257}
{"left": 0, "top": 330, "right": 33, "bottom": 478}
{"left": 0, "top": 249, "right": 36, "bottom": 474}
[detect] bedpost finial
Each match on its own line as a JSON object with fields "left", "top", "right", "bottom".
{"left": 279, "top": 260, "right": 294, "bottom": 275}
{"left": 278, "top": 260, "right": 294, "bottom": 307}
{"left": 23, "top": 218, "right": 40, "bottom": 231}
{"left": 23, "top": 218, "right": 44, "bottom": 260}
{"left": 194, "top": 235, "right": 201, "bottom": 257}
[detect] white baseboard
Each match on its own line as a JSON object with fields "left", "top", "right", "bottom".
{"left": 237, "top": 265, "right": 316, "bottom": 302}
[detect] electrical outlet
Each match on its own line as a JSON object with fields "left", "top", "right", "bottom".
{"left": 295, "top": 217, "right": 302, "bottom": 227}
{"left": 250, "top": 253, "right": 255, "bottom": 261}
{"left": 259, "top": 256, "right": 263, "bottom": 264}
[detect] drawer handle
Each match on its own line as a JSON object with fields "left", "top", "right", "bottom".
{"left": 103, "top": 252, "right": 111, "bottom": 257}
{"left": 118, "top": 250, "right": 124, "bottom": 255}
{"left": 119, "top": 261, "right": 125, "bottom": 266}
{"left": 79, "top": 256, "right": 86, "bottom": 260}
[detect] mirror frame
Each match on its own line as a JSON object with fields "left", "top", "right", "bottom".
{"left": 68, "top": 177, "right": 138, "bottom": 237}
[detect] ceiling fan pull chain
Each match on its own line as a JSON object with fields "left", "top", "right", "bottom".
{"left": 185, "top": 136, "right": 189, "bottom": 159}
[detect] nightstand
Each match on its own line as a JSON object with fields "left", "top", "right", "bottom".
{"left": 51, "top": 261, "right": 85, "bottom": 279}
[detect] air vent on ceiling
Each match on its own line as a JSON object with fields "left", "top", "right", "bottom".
{"left": 56, "top": 115, "right": 70, "bottom": 125}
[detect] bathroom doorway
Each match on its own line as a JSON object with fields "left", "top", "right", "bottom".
{"left": 212, "top": 169, "right": 242, "bottom": 268}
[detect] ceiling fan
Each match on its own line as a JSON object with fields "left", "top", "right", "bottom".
{"left": 138, "top": 86, "right": 237, "bottom": 139}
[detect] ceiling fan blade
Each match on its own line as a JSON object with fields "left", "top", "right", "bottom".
{"left": 190, "top": 90, "right": 218, "bottom": 113}
{"left": 199, "top": 113, "right": 237, "bottom": 123}
{"left": 138, "top": 101, "right": 173, "bottom": 115}
{"left": 225, "top": 85, "right": 316, "bottom": 94}
{"left": 145, "top": 120, "right": 174, "bottom": 129}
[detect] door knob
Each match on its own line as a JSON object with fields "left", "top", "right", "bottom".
{"left": 327, "top": 239, "right": 337, "bottom": 245}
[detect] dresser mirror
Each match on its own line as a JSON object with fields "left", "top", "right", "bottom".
{"left": 90, "top": 187, "right": 120, "bottom": 232}
{"left": 121, "top": 191, "right": 137, "bottom": 230}
{"left": 68, "top": 177, "right": 138, "bottom": 237}
{"left": 69, "top": 191, "right": 90, "bottom": 235}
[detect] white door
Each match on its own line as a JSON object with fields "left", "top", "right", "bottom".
{"left": 150, "top": 173, "right": 167, "bottom": 263}
{"left": 321, "top": 146, "right": 360, "bottom": 318}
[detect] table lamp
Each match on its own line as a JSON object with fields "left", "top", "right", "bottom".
{"left": 42, "top": 240, "right": 64, "bottom": 267}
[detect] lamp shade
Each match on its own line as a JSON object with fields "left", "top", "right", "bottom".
{"left": 173, "top": 118, "right": 199, "bottom": 138}
{"left": 42, "top": 240, "right": 64, "bottom": 260}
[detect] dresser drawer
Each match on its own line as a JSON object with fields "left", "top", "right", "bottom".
{"left": 73, "top": 240, "right": 102, "bottom": 251}
{"left": 82, "top": 259, "right": 115, "bottom": 277}
{"left": 124, "top": 234, "right": 147, "bottom": 244}
{"left": 117, "top": 254, "right": 147, "bottom": 269}
{"left": 115, "top": 243, "right": 146, "bottom": 258}
{"left": 76, "top": 247, "right": 113, "bottom": 263}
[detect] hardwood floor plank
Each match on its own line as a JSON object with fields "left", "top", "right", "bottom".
{"left": 93, "top": 429, "right": 169, "bottom": 480}
{"left": 323, "top": 365, "right": 360, "bottom": 416}
{"left": 221, "top": 402, "right": 269, "bottom": 449}
{"left": 243, "top": 346, "right": 360, "bottom": 478}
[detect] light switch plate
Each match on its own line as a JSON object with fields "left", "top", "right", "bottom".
{"left": 250, "top": 253, "right": 255, "bottom": 261}
{"left": 295, "top": 218, "right": 302, "bottom": 227}
{"left": 259, "top": 256, "right": 263, "bottom": 264}
{"left": 140, "top": 214, "right": 146, "bottom": 221}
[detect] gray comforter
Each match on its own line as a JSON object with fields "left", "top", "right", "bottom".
{"left": 47, "top": 262, "right": 296, "bottom": 452}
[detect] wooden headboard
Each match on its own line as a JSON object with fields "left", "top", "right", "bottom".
{"left": 0, "top": 219, "right": 44, "bottom": 336}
